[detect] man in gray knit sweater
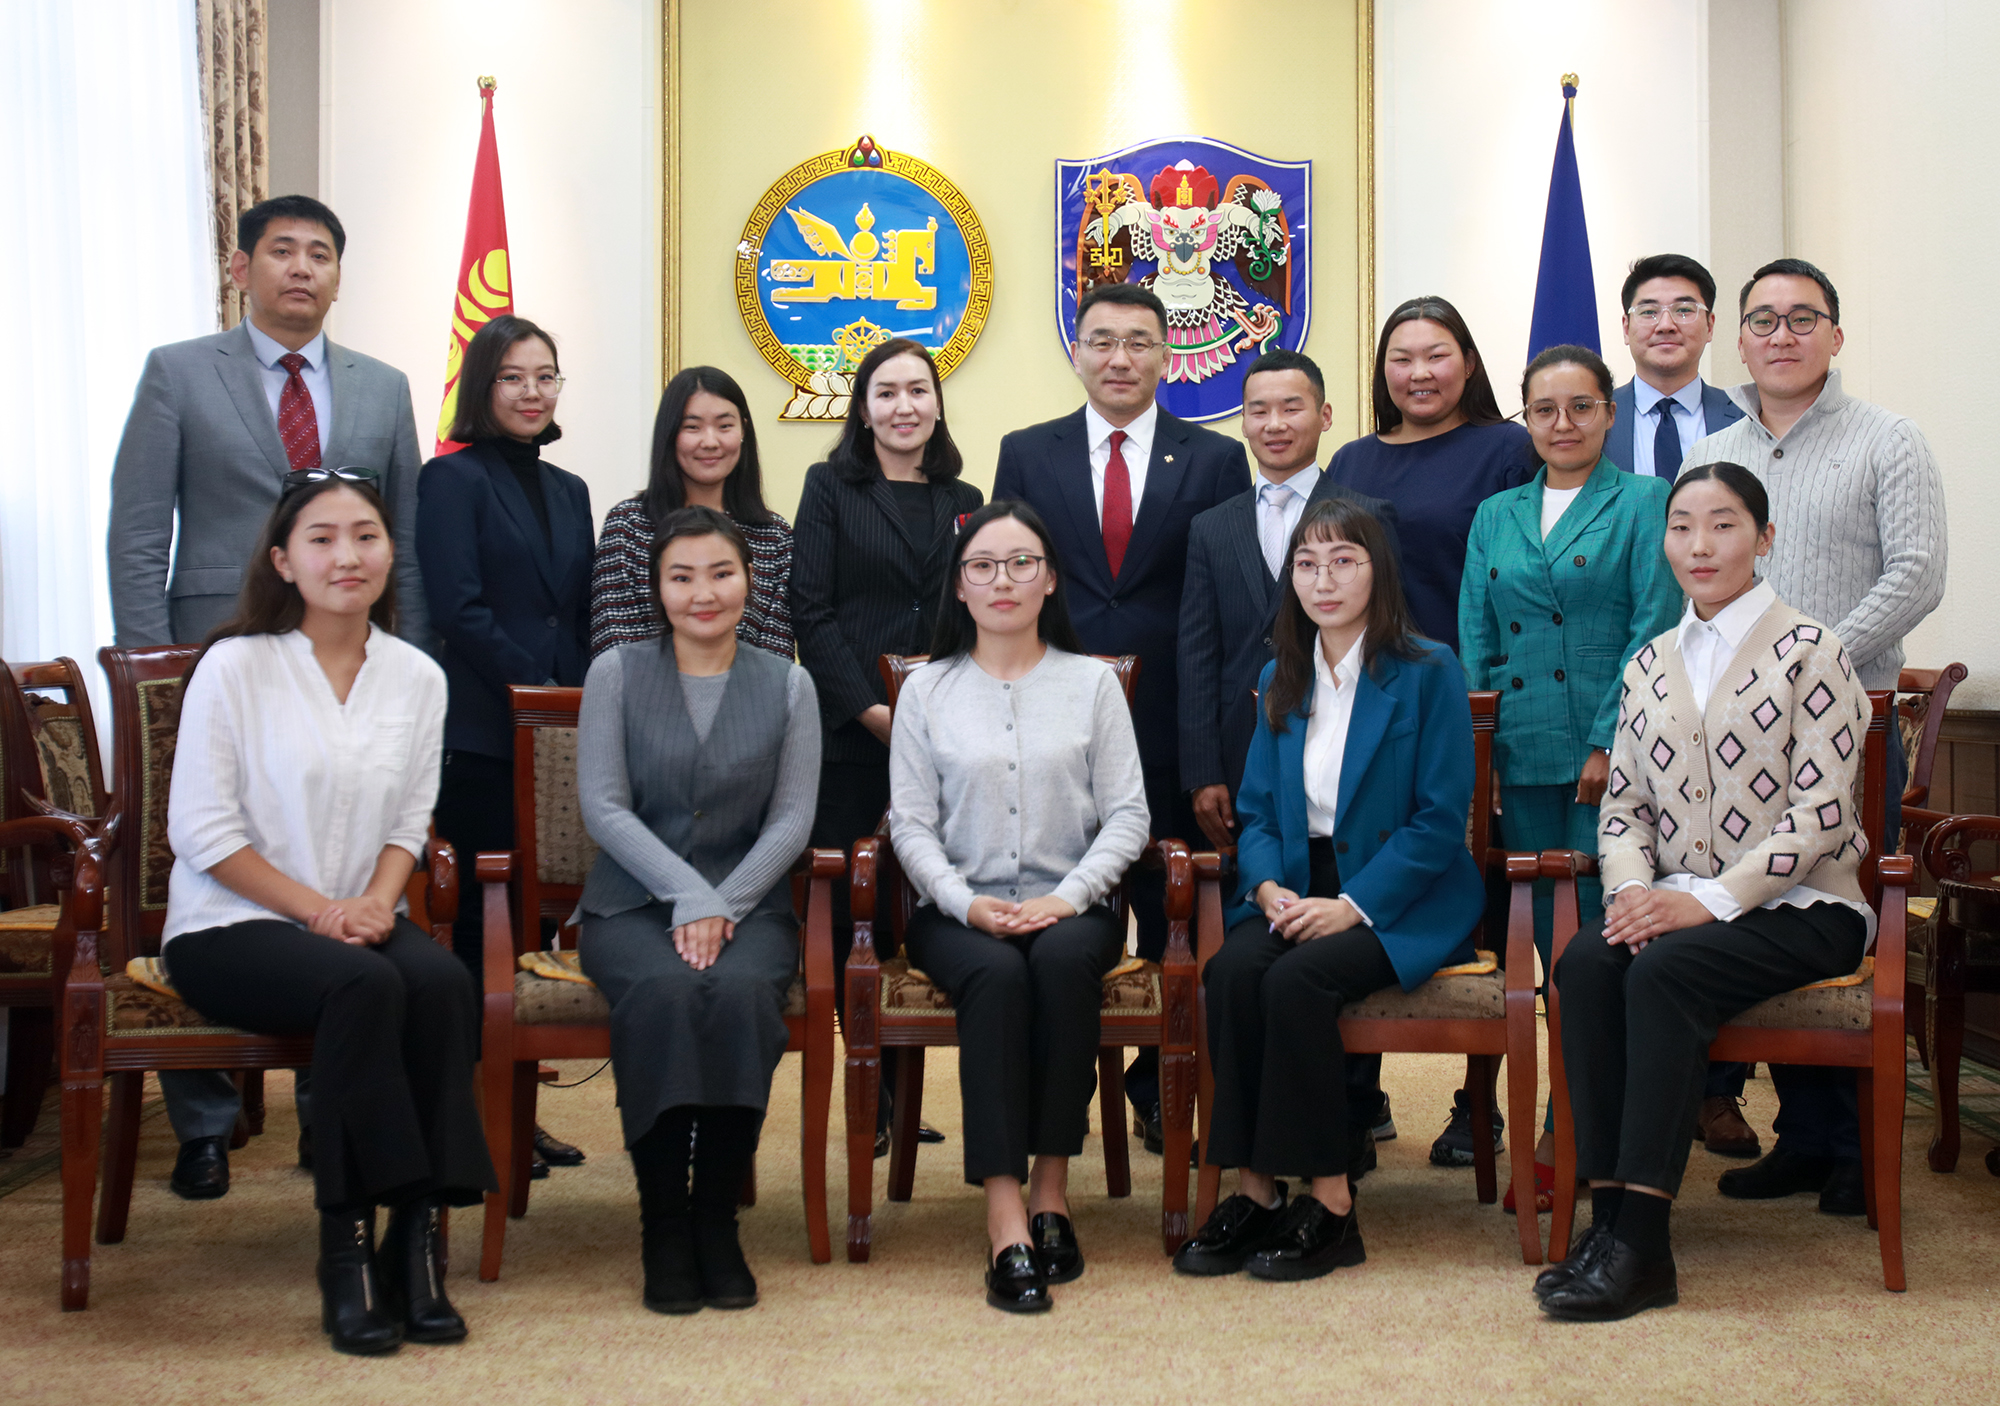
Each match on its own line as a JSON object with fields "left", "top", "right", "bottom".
{"left": 1685, "top": 256, "right": 1947, "bottom": 1215}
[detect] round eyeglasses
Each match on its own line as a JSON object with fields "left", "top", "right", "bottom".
{"left": 1291, "top": 553, "right": 1372, "bottom": 584}
{"left": 1521, "top": 397, "right": 1612, "bottom": 430}
{"left": 495, "top": 372, "right": 566, "bottom": 399}
{"left": 1742, "top": 307, "right": 1834, "bottom": 337}
{"left": 960, "top": 554, "right": 1047, "bottom": 586}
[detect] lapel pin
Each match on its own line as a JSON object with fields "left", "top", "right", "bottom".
{"left": 1165, "top": 454, "right": 1174, "bottom": 463}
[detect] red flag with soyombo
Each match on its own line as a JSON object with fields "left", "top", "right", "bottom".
{"left": 434, "top": 76, "right": 513, "bottom": 454}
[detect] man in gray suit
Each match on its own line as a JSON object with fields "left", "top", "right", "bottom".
{"left": 107, "top": 194, "right": 427, "bottom": 1199}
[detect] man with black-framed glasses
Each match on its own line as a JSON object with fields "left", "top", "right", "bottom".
{"left": 1606, "top": 254, "right": 1745, "bottom": 482}
{"left": 1684, "top": 255, "right": 1947, "bottom": 1217}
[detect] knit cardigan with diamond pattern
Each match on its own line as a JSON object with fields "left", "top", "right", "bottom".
{"left": 1598, "top": 597, "right": 1872, "bottom": 914}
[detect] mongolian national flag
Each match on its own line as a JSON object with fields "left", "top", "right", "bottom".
{"left": 1526, "top": 75, "right": 1599, "bottom": 358}
{"left": 435, "top": 77, "right": 512, "bottom": 453}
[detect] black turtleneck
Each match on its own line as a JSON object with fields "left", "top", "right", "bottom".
{"left": 491, "top": 437, "right": 552, "bottom": 548}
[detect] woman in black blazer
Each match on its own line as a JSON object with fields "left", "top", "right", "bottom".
{"left": 790, "top": 337, "right": 982, "bottom": 1146}
{"left": 417, "top": 315, "right": 595, "bottom": 1168}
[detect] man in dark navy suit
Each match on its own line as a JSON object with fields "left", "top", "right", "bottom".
{"left": 1606, "top": 253, "right": 1746, "bottom": 481}
{"left": 993, "top": 282, "right": 1250, "bottom": 1139}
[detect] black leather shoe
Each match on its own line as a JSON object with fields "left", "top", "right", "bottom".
{"left": 381, "top": 1196, "right": 467, "bottom": 1343}
{"left": 1247, "top": 1195, "right": 1366, "bottom": 1281}
{"left": 318, "top": 1209, "right": 402, "bottom": 1355}
{"left": 874, "top": 1129, "right": 890, "bottom": 1159}
{"left": 1138, "top": 1103, "right": 1165, "bottom": 1155}
{"left": 693, "top": 1219, "right": 758, "bottom": 1309}
{"left": 529, "top": 1152, "right": 550, "bottom": 1181}
{"left": 1716, "top": 1147, "right": 1834, "bottom": 1200}
{"left": 1349, "top": 1125, "right": 1377, "bottom": 1182}
{"left": 917, "top": 1123, "right": 946, "bottom": 1144}
{"left": 534, "top": 1125, "right": 586, "bottom": 1166}
{"left": 1539, "top": 1237, "right": 1678, "bottom": 1322}
{"left": 1173, "top": 1186, "right": 1289, "bottom": 1276}
{"left": 1029, "top": 1211, "right": 1083, "bottom": 1284}
{"left": 1533, "top": 1220, "right": 1612, "bottom": 1300}
{"left": 1819, "top": 1157, "right": 1865, "bottom": 1216}
{"left": 171, "top": 1136, "right": 229, "bottom": 1200}
{"left": 985, "top": 1242, "right": 1052, "bottom": 1314}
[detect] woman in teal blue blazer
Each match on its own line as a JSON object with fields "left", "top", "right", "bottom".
{"left": 1173, "top": 498, "right": 1481, "bottom": 1285}
{"left": 1457, "top": 344, "right": 1682, "bottom": 1184}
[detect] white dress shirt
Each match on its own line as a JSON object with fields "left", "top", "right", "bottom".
{"left": 243, "top": 317, "right": 332, "bottom": 464}
{"left": 1623, "top": 579, "right": 1873, "bottom": 934}
{"left": 1256, "top": 464, "right": 1321, "bottom": 578}
{"left": 1084, "top": 400, "right": 1158, "bottom": 525}
{"left": 163, "top": 627, "right": 447, "bottom": 943}
{"left": 1630, "top": 377, "right": 1708, "bottom": 481}
{"left": 1300, "top": 631, "right": 1372, "bottom": 924}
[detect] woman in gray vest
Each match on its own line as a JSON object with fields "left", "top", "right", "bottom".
{"left": 889, "top": 501, "right": 1150, "bottom": 1314}
{"left": 576, "top": 505, "right": 821, "bottom": 1315}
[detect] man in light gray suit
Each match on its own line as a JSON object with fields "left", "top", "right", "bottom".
{"left": 108, "top": 194, "right": 427, "bottom": 1199}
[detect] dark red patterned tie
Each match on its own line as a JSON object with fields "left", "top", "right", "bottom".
{"left": 277, "top": 352, "right": 321, "bottom": 471}
{"left": 1103, "top": 429, "right": 1133, "bottom": 577}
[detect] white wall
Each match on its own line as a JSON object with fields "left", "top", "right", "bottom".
{"left": 320, "top": 0, "right": 660, "bottom": 526}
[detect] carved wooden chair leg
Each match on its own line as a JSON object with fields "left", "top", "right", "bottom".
{"left": 1099, "top": 1049, "right": 1130, "bottom": 1198}
{"left": 60, "top": 1064, "right": 103, "bottom": 1310}
{"left": 1857, "top": 1067, "right": 1879, "bottom": 1230}
{"left": 507, "top": 1063, "right": 536, "bottom": 1219}
{"left": 801, "top": 1027, "right": 833, "bottom": 1264}
{"left": 844, "top": 1045, "right": 880, "bottom": 1263}
{"left": 1927, "top": 981, "right": 1964, "bottom": 1173}
{"left": 95, "top": 1071, "right": 145, "bottom": 1245}
{"left": 887, "top": 1047, "right": 924, "bottom": 1202}
{"left": 1159, "top": 1047, "right": 1194, "bottom": 1253}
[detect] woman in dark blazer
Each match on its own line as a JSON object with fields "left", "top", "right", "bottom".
{"left": 789, "top": 338, "right": 982, "bottom": 1149}
{"left": 417, "top": 315, "right": 595, "bottom": 1170}
{"left": 1174, "top": 497, "right": 1482, "bottom": 1284}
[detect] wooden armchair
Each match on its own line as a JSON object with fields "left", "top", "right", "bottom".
{"left": 1911, "top": 814, "right": 2000, "bottom": 1173}
{"left": 56, "top": 644, "right": 461, "bottom": 1310}
{"left": 0, "top": 656, "right": 108, "bottom": 1146}
{"left": 475, "top": 685, "right": 839, "bottom": 1280}
{"left": 1187, "top": 691, "right": 1547, "bottom": 1265}
{"left": 844, "top": 653, "right": 1198, "bottom": 1262}
{"left": 1546, "top": 692, "right": 1913, "bottom": 1290}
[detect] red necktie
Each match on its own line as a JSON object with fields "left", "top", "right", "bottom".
{"left": 277, "top": 352, "right": 321, "bottom": 471}
{"left": 1103, "top": 429, "right": 1133, "bottom": 577}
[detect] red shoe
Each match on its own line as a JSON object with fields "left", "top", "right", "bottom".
{"left": 1502, "top": 1161, "right": 1556, "bottom": 1215}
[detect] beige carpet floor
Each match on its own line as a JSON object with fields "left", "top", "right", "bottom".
{"left": 4, "top": 1035, "right": 1998, "bottom": 1404}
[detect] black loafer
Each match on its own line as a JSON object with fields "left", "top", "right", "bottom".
{"left": 1539, "top": 1237, "right": 1678, "bottom": 1322}
{"left": 1819, "top": 1157, "right": 1865, "bottom": 1216}
{"left": 1173, "top": 1186, "right": 1290, "bottom": 1276}
{"left": 1247, "top": 1195, "right": 1365, "bottom": 1281}
{"left": 1533, "top": 1220, "right": 1612, "bottom": 1300}
{"left": 916, "top": 1123, "right": 946, "bottom": 1144}
{"left": 1029, "top": 1211, "right": 1083, "bottom": 1284}
{"left": 985, "top": 1242, "right": 1052, "bottom": 1314}
{"left": 1716, "top": 1147, "right": 1833, "bottom": 1200}
{"left": 1137, "top": 1103, "right": 1165, "bottom": 1155}
{"left": 533, "top": 1126, "right": 586, "bottom": 1166}
{"left": 171, "top": 1136, "right": 229, "bottom": 1200}
{"left": 529, "top": 1152, "right": 550, "bottom": 1181}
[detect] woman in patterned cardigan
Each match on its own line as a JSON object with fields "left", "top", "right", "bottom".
{"left": 1537, "top": 463, "right": 1873, "bottom": 1324}
{"left": 589, "top": 366, "right": 794, "bottom": 659}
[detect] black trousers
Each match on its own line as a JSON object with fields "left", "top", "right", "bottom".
{"left": 432, "top": 749, "right": 516, "bottom": 986}
{"left": 164, "top": 919, "right": 497, "bottom": 1210}
{"left": 1203, "top": 838, "right": 1398, "bottom": 1176}
{"left": 903, "top": 902, "right": 1122, "bottom": 1185}
{"left": 1554, "top": 902, "right": 1867, "bottom": 1196}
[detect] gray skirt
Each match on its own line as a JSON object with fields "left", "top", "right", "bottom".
{"left": 578, "top": 900, "right": 798, "bottom": 1148}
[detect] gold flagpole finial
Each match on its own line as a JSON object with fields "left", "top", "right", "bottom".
{"left": 478, "top": 75, "right": 497, "bottom": 94}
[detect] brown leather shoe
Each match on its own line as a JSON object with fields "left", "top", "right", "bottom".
{"left": 1696, "top": 1096, "right": 1761, "bottom": 1158}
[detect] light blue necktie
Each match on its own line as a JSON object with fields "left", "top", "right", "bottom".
{"left": 1258, "top": 482, "right": 1293, "bottom": 579}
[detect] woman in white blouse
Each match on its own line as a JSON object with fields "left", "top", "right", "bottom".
{"left": 888, "top": 501, "right": 1150, "bottom": 1314}
{"left": 162, "top": 470, "right": 495, "bottom": 1357}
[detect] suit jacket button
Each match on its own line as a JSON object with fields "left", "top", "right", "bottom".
{"left": 1554, "top": 669, "right": 1566, "bottom": 682}
{"left": 1109, "top": 600, "right": 1120, "bottom": 609}
{"left": 1489, "top": 567, "right": 1498, "bottom": 579}
{"left": 1336, "top": 840, "right": 1349, "bottom": 853}
{"left": 1511, "top": 678, "right": 1524, "bottom": 689}
{"left": 1552, "top": 612, "right": 1563, "bottom": 625}
{"left": 546, "top": 615, "right": 559, "bottom": 628}
{"left": 1262, "top": 635, "right": 1272, "bottom": 648}
{"left": 1510, "top": 622, "right": 1521, "bottom": 634}
{"left": 692, "top": 809, "right": 704, "bottom": 819}
{"left": 1574, "top": 555, "right": 1587, "bottom": 567}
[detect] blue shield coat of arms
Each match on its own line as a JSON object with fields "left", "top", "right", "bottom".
{"left": 1056, "top": 137, "right": 1311, "bottom": 423}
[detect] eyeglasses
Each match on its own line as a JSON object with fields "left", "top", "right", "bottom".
{"left": 495, "top": 372, "right": 566, "bottom": 398}
{"left": 1078, "top": 333, "right": 1162, "bottom": 357}
{"left": 960, "top": 554, "right": 1047, "bottom": 585}
{"left": 1291, "top": 553, "right": 1372, "bottom": 584}
{"left": 1520, "top": 397, "right": 1612, "bottom": 430}
{"left": 1742, "top": 307, "right": 1834, "bottom": 337}
{"left": 1627, "top": 300, "right": 1709, "bottom": 325}
{"left": 281, "top": 465, "right": 380, "bottom": 494}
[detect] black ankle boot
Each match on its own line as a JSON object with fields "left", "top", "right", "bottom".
{"left": 381, "top": 1196, "right": 467, "bottom": 1343}
{"left": 689, "top": 1107, "right": 761, "bottom": 1309}
{"left": 692, "top": 1218, "right": 758, "bottom": 1309}
{"left": 317, "top": 1208, "right": 402, "bottom": 1356}
{"left": 633, "top": 1109, "right": 702, "bottom": 1313}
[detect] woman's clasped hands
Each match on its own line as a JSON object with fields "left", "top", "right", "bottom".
{"left": 1602, "top": 884, "right": 1714, "bottom": 951}
{"left": 967, "top": 894, "right": 1076, "bottom": 936}
{"left": 674, "top": 915, "right": 736, "bottom": 970}
{"left": 308, "top": 894, "right": 397, "bottom": 945}
{"left": 1255, "top": 881, "right": 1362, "bottom": 943}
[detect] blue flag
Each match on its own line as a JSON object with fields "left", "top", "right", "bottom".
{"left": 1527, "top": 79, "right": 1599, "bottom": 358}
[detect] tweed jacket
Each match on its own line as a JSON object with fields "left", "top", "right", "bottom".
{"left": 1459, "top": 459, "right": 1680, "bottom": 788}
{"left": 1599, "top": 598, "right": 1871, "bottom": 915}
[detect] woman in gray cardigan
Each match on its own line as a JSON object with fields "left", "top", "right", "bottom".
{"left": 889, "top": 501, "right": 1150, "bottom": 1314}
{"left": 576, "top": 506, "right": 820, "bottom": 1316}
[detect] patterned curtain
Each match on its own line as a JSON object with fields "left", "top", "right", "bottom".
{"left": 196, "top": 0, "right": 269, "bottom": 329}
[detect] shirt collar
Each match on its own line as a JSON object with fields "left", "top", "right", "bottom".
{"left": 243, "top": 317, "right": 327, "bottom": 372}
{"left": 1259, "top": 463, "right": 1320, "bottom": 501}
{"left": 1676, "top": 579, "right": 1777, "bottom": 653}
{"left": 1634, "top": 377, "right": 1704, "bottom": 416}
{"left": 1725, "top": 367, "right": 1847, "bottom": 438}
{"left": 1313, "top": 630, "right": 1366, "bottom": 694}
{"left": 1085, "top": 400, "right": 1158, "bottom": 455}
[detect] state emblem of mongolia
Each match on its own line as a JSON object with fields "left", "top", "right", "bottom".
{"left": 735, "top": 135, "right": 993, "bottom": 420}
{"left": 1057, "top": 137, "right": 1311, "bottom": 423}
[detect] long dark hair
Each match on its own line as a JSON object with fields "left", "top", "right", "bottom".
{"left": 1264, "top": 499, "right": 1424, "bottom": 731}
{"left": 188, "top": 477, "right": 398, "bottom": 679}
{"left": 1370, "top": 295, "right": 1507, "bottom": 434}
{"left": 826, "top": 337, "right": 964, "bottom": 485}
{"left": 1668, "top": 461, "right": 1770, "bottom": 530}
{"left": 928, "top": 500, "right": 1085, "bottom": 661}
{"left": 448, "top": 314, "right": 563, "bottom": 445}
{"left": 642, "top": 366, "right": 774, "bottom": 527}
{"left": 645, "top": 504, "right": 753, "bottom": 641}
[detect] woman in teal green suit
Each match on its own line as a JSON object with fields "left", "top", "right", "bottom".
{"left": 1459, "top": 344, "right": 1682, "bottom": 1196}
